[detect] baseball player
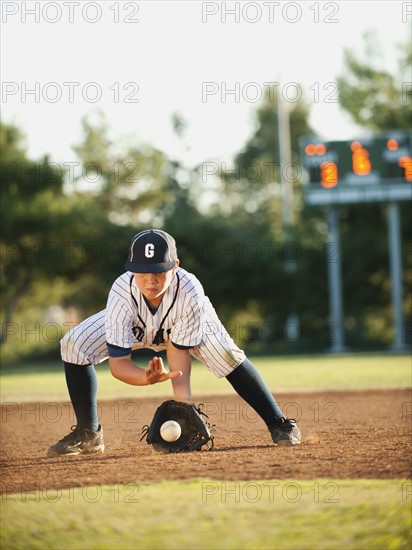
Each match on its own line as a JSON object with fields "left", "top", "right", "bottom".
{"left": 47, "top": 229, "right": 301, "bottom": 456}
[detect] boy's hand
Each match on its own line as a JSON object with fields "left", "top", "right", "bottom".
{"left": 146, "top": 356, "right": 182, "bottom": 385}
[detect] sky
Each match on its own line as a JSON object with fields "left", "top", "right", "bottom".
{"left": 1, "top": 1, "right": 410, "bottom": 169}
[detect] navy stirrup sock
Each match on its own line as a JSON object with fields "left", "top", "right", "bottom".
{"left": 64, "top": 361, "right": 99, "bottom": 431}
{"left": 226, "top": 358, "right": 283, "bottom": 428}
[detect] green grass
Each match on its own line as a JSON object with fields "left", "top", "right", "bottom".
{"left": 1, "top": 479, "right": 410, "bottom": 550}
{"left": 1, "top": 354, "right": 411, "bottom": 402}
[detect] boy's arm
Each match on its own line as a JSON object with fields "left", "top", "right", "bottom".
{"left": 166, "top": 339, "right": 192, "bottom": 403}
{"left": 109, "top": 355, "right": 181, "bottom": 386}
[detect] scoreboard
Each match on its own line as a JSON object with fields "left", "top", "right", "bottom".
{"left": 300, "top": 131, "right": 412, "bottom": 205}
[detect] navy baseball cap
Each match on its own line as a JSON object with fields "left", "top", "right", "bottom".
{"left": 125, "top": 229, "right": 178, "bottom": 273}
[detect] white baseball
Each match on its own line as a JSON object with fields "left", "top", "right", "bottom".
{"left": 160, "top": 420, "right": 181, "bottom": 442}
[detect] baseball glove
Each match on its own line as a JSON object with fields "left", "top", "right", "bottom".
{"left": 140, "top": 399, "right": 214, "bottom": 453}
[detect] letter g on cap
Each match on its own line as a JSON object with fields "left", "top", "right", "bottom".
{"left": 145, "top": 243, "right": 155, "bottom": 258}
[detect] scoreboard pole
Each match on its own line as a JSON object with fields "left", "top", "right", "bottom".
{"left": 278, "top": 89, "right": 301, "bottom": 343}
{"left": 387, "top": 202, "right": 405, "bottom": 350}
{"left": 327, "top": 206, "right": 346, "bottom": 353}
{"left": 278, "top": 88, "right": 294, "bottom": 243}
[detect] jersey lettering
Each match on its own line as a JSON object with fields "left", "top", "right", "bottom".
{"left": 145, "top": 243, "right": 155, "bottom": 258}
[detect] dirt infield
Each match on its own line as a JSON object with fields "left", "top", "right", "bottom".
{"left": 1, "top": 390, "right": 411, "bottom": 494}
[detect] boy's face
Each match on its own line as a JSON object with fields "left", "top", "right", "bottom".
{"left": 133, "top": 261, "right": 179, "bottom": 305}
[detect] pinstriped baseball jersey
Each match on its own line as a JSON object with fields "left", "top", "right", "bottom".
{"left": 106, "top": 268, "right": 203, "bottom": 351}
{"left": 61, "top": 267, "right": 245, "bottom": 377}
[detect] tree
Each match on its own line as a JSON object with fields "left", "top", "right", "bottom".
{"left": 72, "top": 113, "right": 174, "bottom": 225}
{"left": 204, "top": 88, "right": 320, "bottom": 350}
{"left": 337, "top": 31, "right": 411, "bottom": 131}
{"left": 1, "top": 122, "right": 68, "bottom": 343}
{"left": 0, "top": 122, "right": 133, "bottom": 354}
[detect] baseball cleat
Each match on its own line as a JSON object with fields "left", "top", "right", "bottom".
{"left": 47, "top": 425, "right": 105, "bottom": 457}
{"left": 269, "top": 417, "right": 301, "bottom": 446}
